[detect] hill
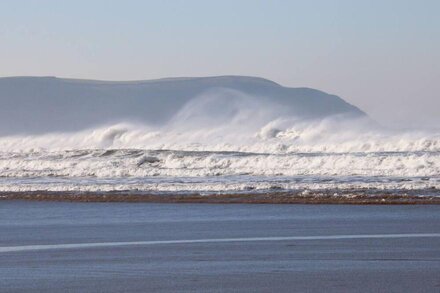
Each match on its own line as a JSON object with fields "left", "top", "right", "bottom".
{"left": 0, "top": 75, "right": 366, "bottom": 135}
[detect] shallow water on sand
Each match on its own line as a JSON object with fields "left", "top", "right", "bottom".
{"left": 1, "top": 202, "right": 440, "bottom": 292}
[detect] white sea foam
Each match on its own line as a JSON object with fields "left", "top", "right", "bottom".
{"left": 0, "top": 148, "right": 438, "bottom": 178}
{"left": 0, "top": 92, "right": 438, "bottom": 194}
{"left": 0, "top": 179, "right": 438, "bottom": 193}
{"left": 0, "top": 118, "right": 439, "bottom": 153}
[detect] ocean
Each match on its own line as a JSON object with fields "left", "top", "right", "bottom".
{"left": 0, "top": 117, "right": 438, "bottom": 197}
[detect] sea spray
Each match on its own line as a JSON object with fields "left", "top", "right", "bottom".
{"left": 0, "top": 88, "right": 438, "bottom": 194}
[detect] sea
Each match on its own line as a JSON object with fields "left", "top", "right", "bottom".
{"left": 0, "top": 116, "right": 438, "bottom": 197}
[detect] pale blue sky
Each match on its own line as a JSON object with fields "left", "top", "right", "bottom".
{"left": 1, "top": 0, "right": 439, "bottom": 127}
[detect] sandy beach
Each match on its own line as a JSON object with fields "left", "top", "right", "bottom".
{"left": 2, "top": 201, "right": 440, "bottom": 292}
{"left": 2, "top": 191, "right": 439, "bottom": 204}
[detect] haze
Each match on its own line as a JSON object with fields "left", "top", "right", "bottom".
{"left": 1, "top": 0, "right": 439, "bottom": 128}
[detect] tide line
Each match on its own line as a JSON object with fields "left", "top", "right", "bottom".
{"left": 2, "top": 233, "right": 440, "bottom": 253}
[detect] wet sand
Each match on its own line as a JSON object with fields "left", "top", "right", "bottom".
{"left": 1, "top": 202, "right": 440, "bottom": 292}
{"left": 2, "top": 191, "right": 440, "bottom": 204}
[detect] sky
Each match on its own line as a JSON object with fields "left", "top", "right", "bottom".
{"left": 1, "top": 0, "right": 439, "bottom": 128}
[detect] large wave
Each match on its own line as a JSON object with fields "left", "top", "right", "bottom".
{"left": 0, "top": 88, "right": 438, "bottom": 153}
{"left": 0, "top": 89, "right": 439, "bottom": 194}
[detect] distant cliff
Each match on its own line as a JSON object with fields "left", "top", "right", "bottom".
{"left": 0, "top": 76, "right": 366, "bottom": 135}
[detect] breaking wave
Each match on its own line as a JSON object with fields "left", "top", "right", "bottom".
{"left": 0, "top": 89, "right": 439, "bottom": 194}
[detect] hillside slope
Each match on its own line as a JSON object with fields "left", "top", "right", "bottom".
{"left": 0, "top": 76, "right": 366, "bottom": 135}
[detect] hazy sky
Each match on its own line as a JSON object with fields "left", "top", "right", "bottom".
{"left": 1, "top": 0, "right": 439, "bottom": 128}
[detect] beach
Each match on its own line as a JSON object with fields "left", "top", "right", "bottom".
{"left": 2, "top": 190, "right": 440, "bottom": 204}
{"left": 1, "top": 201, "right": 440, "bottom": 292}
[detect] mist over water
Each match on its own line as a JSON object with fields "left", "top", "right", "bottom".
{"left": 0, "top": 88, "right": 439, "bottom": 195}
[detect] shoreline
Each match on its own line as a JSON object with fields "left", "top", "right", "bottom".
{"left": 2, "top": 192, "right": 440, "bottom": 205}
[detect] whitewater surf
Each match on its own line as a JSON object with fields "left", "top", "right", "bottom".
{"left": 0, "top": 76, "right": 438, "bottom": 202}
